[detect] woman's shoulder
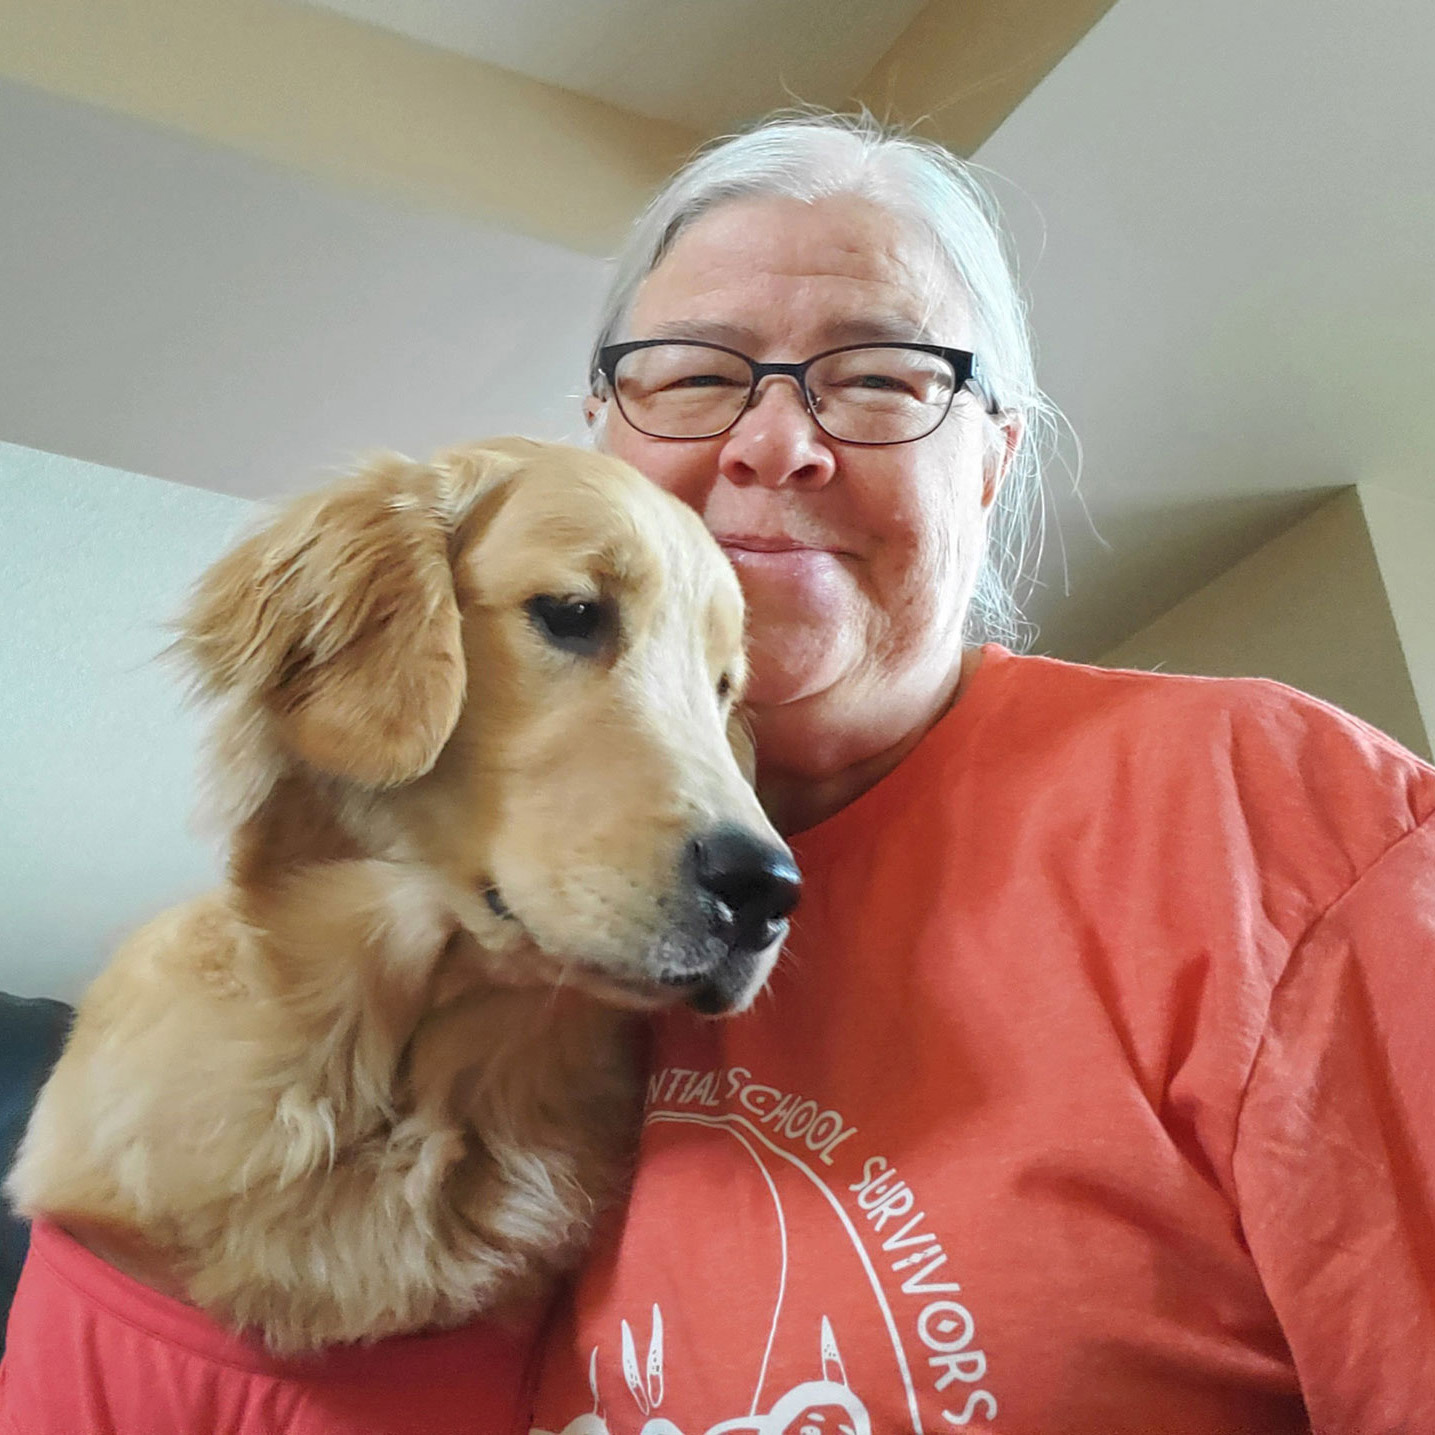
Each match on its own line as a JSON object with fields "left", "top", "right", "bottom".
{"left": 987, "top": 646, "right": 1429, "bottom": 780}
{"left": 969, "top": 647, "right": 1435, "bottom": 878}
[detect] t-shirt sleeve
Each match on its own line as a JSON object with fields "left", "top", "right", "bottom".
{"left": 1233, "top": 816, "right": 1435, "bottom": 1434}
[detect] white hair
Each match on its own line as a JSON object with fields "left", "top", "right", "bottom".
{"left": 586, "top": 111, "right": 1062, "bottom": 648}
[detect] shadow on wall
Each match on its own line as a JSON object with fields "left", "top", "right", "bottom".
{"left": 1050, "top": 483, "right": 1335, "bottom": 656}
{"left": 1097, "top": 486, "right": 1430, "bottom": 760}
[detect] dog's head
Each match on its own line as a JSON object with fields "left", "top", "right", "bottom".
{"left": 180, "top": 438, "right": 797, "bottom": 1015}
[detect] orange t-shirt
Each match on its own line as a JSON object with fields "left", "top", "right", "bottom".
{"left": 529, "top": 648, "right": 1435, "bottom": 1435}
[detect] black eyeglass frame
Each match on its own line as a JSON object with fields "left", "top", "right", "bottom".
{"left": 594, "top": 339, "right": 1000, "bottom": 446}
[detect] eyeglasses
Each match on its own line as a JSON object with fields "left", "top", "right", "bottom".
{"left": 595, "top": 340, "right": 998, "bottom": 446}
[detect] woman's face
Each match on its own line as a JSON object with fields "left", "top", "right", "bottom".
{"left": 594, "top": 193, "right": 1008, "bottom": 736}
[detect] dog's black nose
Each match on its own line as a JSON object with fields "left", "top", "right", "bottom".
{"left": 691, "top": 827, "right": 801, "bottom": 955}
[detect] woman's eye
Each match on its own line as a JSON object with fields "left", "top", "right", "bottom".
{"left": 667, "top": 372, "right": 743, "bottom": 390}
{"left": 526, "top": 595, "right": 609, "bottom": 656}
{"left": 847, "top": 372, "right": 912, "bottom": 393}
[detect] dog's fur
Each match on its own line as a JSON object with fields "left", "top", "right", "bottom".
{"left": 6, "top": 438, "right": 793, "bottom": 1355}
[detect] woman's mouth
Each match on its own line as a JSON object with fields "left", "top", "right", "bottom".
{"left": 718, "top": 534, "right": 835, "bottom": 553}
{"left": 718, "top": 536, "right": 849, "bottom": 583}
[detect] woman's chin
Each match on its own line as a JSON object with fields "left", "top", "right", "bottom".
{"left": 744, "top": 637, "right": 854, "bottom": 709}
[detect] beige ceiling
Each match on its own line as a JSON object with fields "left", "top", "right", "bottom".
{"left": 0, "top": 0, "right": 1114, "bottom": 251}
{"left": 302, "top": 0, "right": 1123, "bottom": 161}
{"left": 303, "top": 0, "right": 930, "bottom": 134}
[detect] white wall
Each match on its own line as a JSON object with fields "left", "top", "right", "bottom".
{"left": 975, "top": 0, "right": 1435, "bottom": 660}
{"left": 0, "top": 442, "right": 252, "bottom": 998}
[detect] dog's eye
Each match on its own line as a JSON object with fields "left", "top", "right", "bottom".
{"left": 717, "top": 673, "right": 733, "bottom": 702}
{"left": 526, "top": 594, "right": 609, "bottom": 656}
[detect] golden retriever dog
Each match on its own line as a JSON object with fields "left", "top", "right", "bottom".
{"left": 6, "top": 437, "right": 799, "bottom": 1355}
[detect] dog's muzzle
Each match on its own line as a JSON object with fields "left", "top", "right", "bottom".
{"left": 668, "top": 825, "right": 801, "bottom": 1015}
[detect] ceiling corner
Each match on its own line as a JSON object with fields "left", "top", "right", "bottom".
{"left": 854, "top": 0, "right": 1123, "bottom": 154}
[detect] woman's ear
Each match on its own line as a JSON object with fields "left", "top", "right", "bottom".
{"left": 982, "top": 411, "right": 1024, "bottom": 510}
{"left": 181, "top": 455, "right": 474, "bottom": 792}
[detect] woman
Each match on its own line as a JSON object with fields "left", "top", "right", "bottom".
{"left": 527, "top": 115, "right": 1435, "bottom": 1433}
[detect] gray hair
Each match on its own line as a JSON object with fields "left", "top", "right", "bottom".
{"left": 587, "top": 111, "right": 1058, "bottom": 649}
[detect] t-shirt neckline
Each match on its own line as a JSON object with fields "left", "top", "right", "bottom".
{"left": 785, "top": 642, "right": 1017, "bottom": 861}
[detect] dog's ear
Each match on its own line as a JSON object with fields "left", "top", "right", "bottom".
{"left": 181, "top": 450, "right": 513, "bottom": 793}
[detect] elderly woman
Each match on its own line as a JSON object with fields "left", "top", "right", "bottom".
{"left": 527, "top": 115, "right": 1435, "bottom": 1433}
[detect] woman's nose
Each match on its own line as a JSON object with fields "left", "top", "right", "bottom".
{"left": 717, "top": 376, "right": 837, "bottom": 491}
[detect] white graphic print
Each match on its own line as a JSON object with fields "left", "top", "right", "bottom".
{"left": 533, "top": 1310, "right": 871, "bottom": 1435}
{"left": 534, "top": 1070, "right": 998, "bottom": 1433}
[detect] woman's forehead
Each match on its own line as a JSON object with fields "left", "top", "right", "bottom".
{"left": 629, "top": 192, "right": 972, "bottom": 347}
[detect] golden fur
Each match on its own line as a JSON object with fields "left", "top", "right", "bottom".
{"left": 6, "top": 438, "right": 792, "bottom": 1354}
